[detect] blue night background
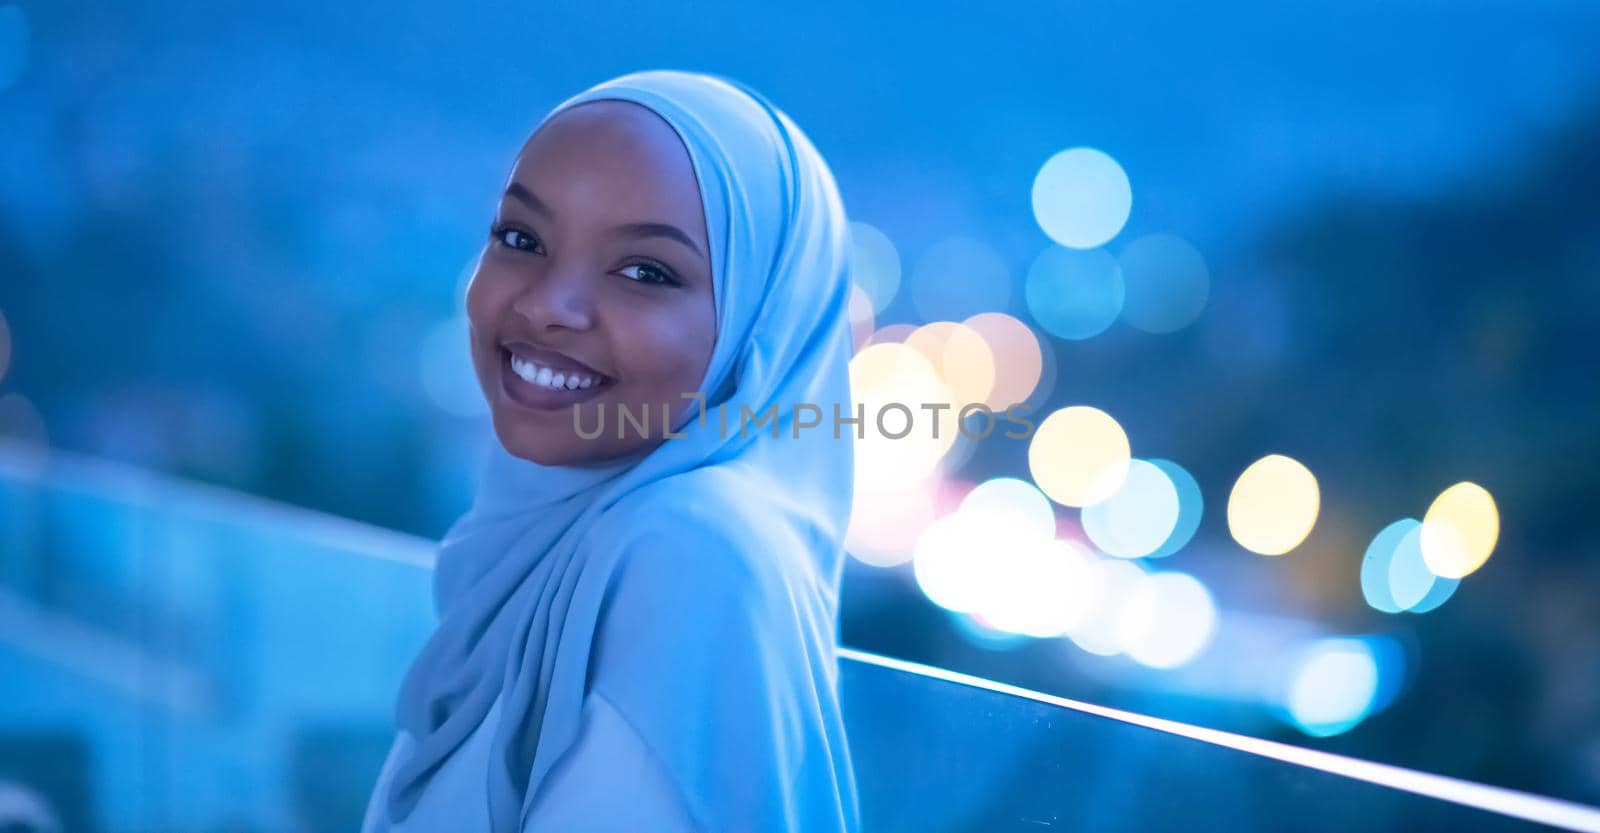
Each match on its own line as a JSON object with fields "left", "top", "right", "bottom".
{"left": 2, "top": 1, "right": 1599, "bottom": 831}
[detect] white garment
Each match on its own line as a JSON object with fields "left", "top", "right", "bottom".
{"left": 363, "top": 690, "right": 699, "bottom": 832}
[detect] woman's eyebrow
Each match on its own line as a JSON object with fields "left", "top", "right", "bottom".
{"left": 613, "top": 222, "right": 705, "bottom": 260}
{"left": 504, "top": 181, "right": 705, "bottom": 261}
{"left": 504, "top": 181, "right": 551, "bottom": 216}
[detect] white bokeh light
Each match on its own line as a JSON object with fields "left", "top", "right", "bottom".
{"left": 1066, "top": 557, "right": 1148, "bottom": 656}
{"left": 1286, "top": 638, "right": 1381, "bottom": 737}
{"left": 913, "top": 512, "right": 990, "bottom": 614}
{"left": 1031, "top": 147, "right": 1133, "bottom": 249}
{"left": 845, "top": 473, "right": 939, "bottom": 568}
{"left": 1082, "top": 459, "right": 1181, "bottom": 559}
{"left": 978, "top": 538, "right": 1100, "bottom": 639}
{"left": 960, "top": 477, "right": 1057, "bottom": 543}
{"left": 1114, "top": 571, "right": 1218, "bottom": 669}
{"left": 850, "top": 221, "right": 902, "bottom": 315}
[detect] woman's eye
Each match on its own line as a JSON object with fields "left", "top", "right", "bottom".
{"left": 491, "top": 225, "right": 542, "bottom": 253}
{"left": 617, "top": 263, "right": 678, "bottom": 286}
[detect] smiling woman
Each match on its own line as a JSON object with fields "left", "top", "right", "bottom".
{"left": 468, "top": 99, "right": 718, "bottom": 466}
{"left": 362, "top": 70, "right": 862, "bottom": 833}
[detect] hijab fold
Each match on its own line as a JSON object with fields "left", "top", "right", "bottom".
{"left": 382, "top": 69, "right": 861, "bottom": 832}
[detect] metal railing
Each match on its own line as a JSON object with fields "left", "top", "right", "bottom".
{"left": 2, "top": 440, "right": 1596, "bottom": 832}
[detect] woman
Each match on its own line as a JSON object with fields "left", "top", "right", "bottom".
{"left": 361, "top": 69, "right": 862, "bottom": 832}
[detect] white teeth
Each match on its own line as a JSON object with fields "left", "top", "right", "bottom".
{"left": 508, "top": 353, "right": 601, "bottom": 391}
{"left": 511, "top": 355, "right": 538, "bottom": 383}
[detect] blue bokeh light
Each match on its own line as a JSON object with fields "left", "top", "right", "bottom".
{"left": 1024, "top": 246, "right": 1125, "bottom": 341}
{"left": 1146, "top": 458, "right": 1203, "bottom": 559}
{"left": 1117, "top": 233, "right": 1210, "bottom": 334}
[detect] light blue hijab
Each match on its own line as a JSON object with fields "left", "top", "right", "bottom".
{"left": 384, "top": 70, "right": 861, "bottom": 832}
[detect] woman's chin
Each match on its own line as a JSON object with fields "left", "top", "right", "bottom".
{"left": 493, "top": 421, "right": 583, "bottom": 467}
{"left": 492, "top": 415, "right": 660, "bottom": 468}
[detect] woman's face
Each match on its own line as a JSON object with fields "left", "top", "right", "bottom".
{"left": 466, "top": 100, "right": 717, "bottom": 466}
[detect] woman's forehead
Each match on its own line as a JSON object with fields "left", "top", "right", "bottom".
{"left": 510, "top": 100, "right": 704, "bottom": 223}
{"left": 522, "top": 100, "right": 686, "bottom": 175}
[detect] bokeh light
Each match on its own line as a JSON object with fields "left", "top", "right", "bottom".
{"left": 913, "top": 511, "right": 989, "bottom": 614}
{"left": 418, "top": 316, "right": 487, "bottom": 417}
{"left": 849, "top": 221, "right": 902, "bottom": 315}
{"left": 1082, "top": 459, "right": 1180, "bottom": 559}
{"left": 904, "top": 321, "right": 996, "bottom": 407}
{"left": 864, "top": 322, "right": 916, "bottom": 347}
{"left": 0, "top": 390, "right": 48, "bottom": 466}
{"left": 930, "top": 477, "right": 978, "bottom": 517}
{"left": 934, "top": 422, "right": 982, "bottom": 474}
{"left": 1146, "top": 458, "right": 1203, "bottom": 558}
{"left": 849, "top": 342, "right": 958, "bottom": 497}
{"left": 1420, "top": 481, "right": 1499, "bottom": 579}
{"left": 959, "top": 480, "right": 1081, "bottom": 638}
{"left": 1285, "top": 638, "right": 1382, "bottom": 737}
{"left": 909, "top": 236, "right": 1011, "bottom": 323}
{"left": 1386, "top": 522, "right": 1438, "bottom": 611}
{"left": 1024, "top": 246, "right": 1125, "bottom": 340}
{"left": 0, "top": 5, "right": 27, "bottom": 92}
{"left": 913, "top": 477, "right": 1116, "bottom": 642}
{"left": 1031, "top": 147, "right": 1132, "bottom": 249}
{"left": 1067, "top": 557, "right": 1148, "bottom": 656}
{"left": 979, "top": 538, "right": 1100, "bottom": 639}
{"left": 1227, "top": 454, "right": 1319, "bottom": 556}
{"left": 1360, "top": 519, "right": 1415, "bottom": 614}
{"left": 960, "top": 477, "right": 1057, "bottom": 543}
{"left": 1113, "top": 571, "right": 1218, "bottom": 669}
{"left": 847, "top": 282, "right": 876, "bottom": 352}
{"left": 915, "top": 496, "right": 1054, "bottom": 621}
{"left": 845, "top": 472, "right": 939, "bottom": 567}
{"left": 1028, "top": 406, "right": 1131, "bottom": 507}
{"left": 953, "top": 611, "right": 1032, "bottom": 651}
{"left": 961, "top": 312, "right": 1043, "bottom": 409}
{"left": 0, "top": 392, "right": 48, "bottom": 451}
{"left": 1409, "top": 570, "right": 1462, "bottom": 614}
{"left": 1117, "top": 233, "right": 1210, "bottom": 333}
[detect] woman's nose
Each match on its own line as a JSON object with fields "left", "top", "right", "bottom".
{"left": 512, "top": 260, "right": 595, "bottom": 333}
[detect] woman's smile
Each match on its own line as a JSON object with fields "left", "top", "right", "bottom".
{"left": 498, "top": 344, "right": 615, "bottom": 412}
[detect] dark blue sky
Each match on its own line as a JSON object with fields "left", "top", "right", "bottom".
{"left": 9, "top": 0, "right": 1600, "bottom": 260}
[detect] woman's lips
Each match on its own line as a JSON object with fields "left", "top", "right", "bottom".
{"left": 498, "top": 348, "right": 613, "bottom": 412}
{"left": 501, "top": 340, "right": 610, "bottom": 379}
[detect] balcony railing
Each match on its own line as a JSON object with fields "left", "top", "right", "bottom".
{"left": 2, "top": 440, "right": 1596, "bottom": 833}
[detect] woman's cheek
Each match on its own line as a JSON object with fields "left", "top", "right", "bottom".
{"left": 463, "top": 270, "right": 495, "bottom": 326}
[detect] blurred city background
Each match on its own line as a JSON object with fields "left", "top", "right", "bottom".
{"left": 2, "top": 1, "right": 1599, "bottom": 830}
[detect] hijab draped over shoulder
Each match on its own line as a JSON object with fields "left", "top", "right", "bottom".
{"left": 383, "top": 69, "right": 861, "bottom": 832}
